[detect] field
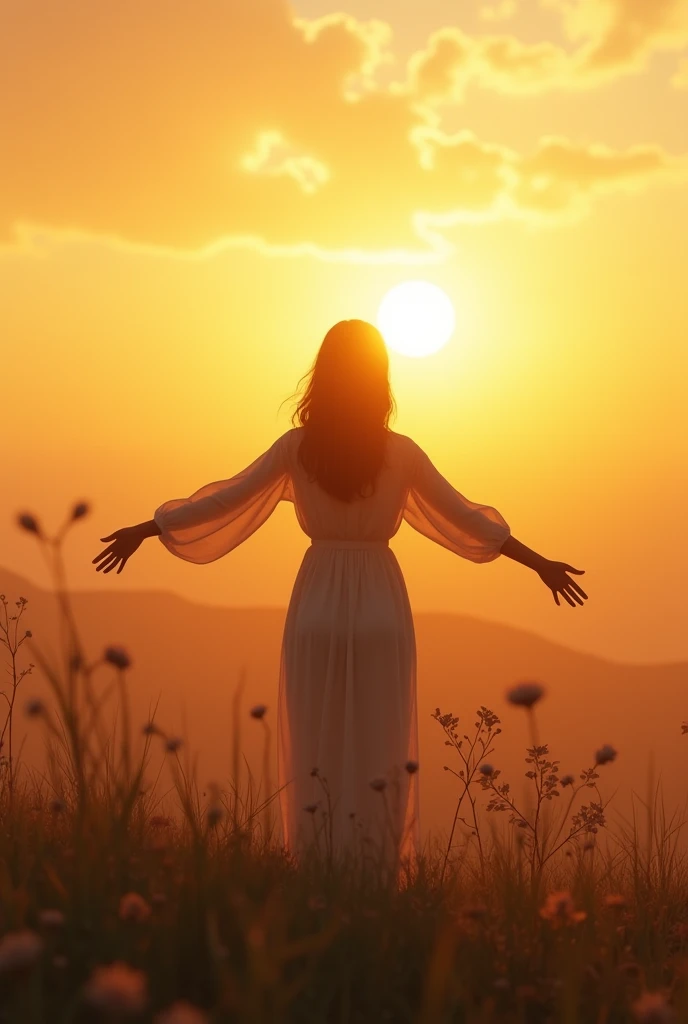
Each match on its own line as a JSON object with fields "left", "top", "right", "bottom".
{"left": 1, "top": 508, "right": 687, "bottom": 1023}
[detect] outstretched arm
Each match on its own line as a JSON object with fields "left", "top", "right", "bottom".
{"left": 92, "top": 519, "right": 161, "bottom": 575}
{"left": 500, "top": 535, "right": 588, "bottom": 608}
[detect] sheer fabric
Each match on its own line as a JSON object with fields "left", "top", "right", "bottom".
{"left": 154, "top": 428, "right": 510, "bottom": 876}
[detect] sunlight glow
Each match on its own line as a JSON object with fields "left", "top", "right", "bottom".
{"left": 377, "top": 281, "right": 456, "bottom": 357}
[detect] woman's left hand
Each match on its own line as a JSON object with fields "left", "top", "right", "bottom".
{"left": 92, "top": 526, "right": 146, "bottom": 575}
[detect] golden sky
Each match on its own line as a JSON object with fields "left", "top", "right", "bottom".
{"left": 2, "top": 0, "right": 687, "bottom": 664}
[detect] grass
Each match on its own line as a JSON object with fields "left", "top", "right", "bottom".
{"left": 1, "top": 504, "right": 688, "bottom": 1022}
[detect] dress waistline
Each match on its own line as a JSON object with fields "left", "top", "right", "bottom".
{"left": 310, "top": 539, "right": 390, "bottom": 550}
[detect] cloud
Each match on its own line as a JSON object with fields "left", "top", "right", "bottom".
{"left": 241, "top": 132, "right": 330, "bottom": 195}
{"left": 405, "top": 0, "right": 688, "bottom": 103}
{"left": 480, "top": 0, "right": 519, "bottom": 22}
{"left": 551, "top": 0, "right": 688, "bottom": 75}
{"left": 673, "top": 55, "right": 688, "bottom": 85}
{"left": 1, "top": 0, "right": 686, "bottom": 263}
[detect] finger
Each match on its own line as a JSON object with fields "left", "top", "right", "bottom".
{"left": 92, "top": 548, "right": 113, "bottom": 565}
{"left": 561, "top": 589, "right": 575, "bottom": 608}
{"left": 564, "top": 586, "right": 583, "bottom": 606}
{"left": 567, "top": 579, "right": 588, "bottom": 600}
{"left": 117, "top": 558, "right": 128, "bottom": 574}
{"left": 100, "top": 534, "right": 116, "bottom": 542}
{"left": 97, "top": 555, "right": 118, "bottom": 573}
{"left": 103, "top": 559, "right": 121, "bottom": 574}
{"left": 552, "top": 589, "right": 560, "bottom": 606}
{"left": 565, "top": 566, "right": 585, "bottom": 574}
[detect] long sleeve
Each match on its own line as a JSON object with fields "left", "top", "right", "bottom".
{"left": 403, "top": 440, "right": 510, "bottom": 563}
{"left": 154, "top": 432, "right": 292, "bottom": 565}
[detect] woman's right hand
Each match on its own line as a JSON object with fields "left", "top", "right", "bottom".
{"left": 536, "top": 560, "right": 588, "bottom": 608}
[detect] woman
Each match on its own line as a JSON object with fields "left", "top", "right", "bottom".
{"left": 92, "top": 319, "right": 587, "bottom": 876}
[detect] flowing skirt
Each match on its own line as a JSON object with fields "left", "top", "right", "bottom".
{"left": 277, "top": 539, "right": 419, "bottom": 877}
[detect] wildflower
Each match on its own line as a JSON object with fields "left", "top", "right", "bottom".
{"left": 249, "top": 704, "right": 267, "bottom": 719}
{"left": 25, "top": 698, "right": 44, "bottom": 717}
{"left": 38, "top": 909, "right": 65, "bottom": 928}
{"left": 118, "top": 893, "right": 152, "bottom": 924}
{"left": 24, "top": 629, "right": 32, "bottom": 638}
{"left": 560, "top": 774, "right": 575, "bottom": 787}
{"left": 165, "top": 737, "right": 182, "bottom": 753}
{"left": 405, "top": 760, "right": 419, "bottom": 774}
{"left": 17, "top": 513, "right": 42, "bottom": 536}
{"left": 71, "top": 502, "right": 89, "bottom": 521}
{"left": 462, "top": 905, "right": 488, "bottom": 921}
{"left": 631, "top": 990, "right": 675, "bottom": 1023}
{"left": 207, "top": 804, "right": 223, "bottom": 827}
{"left": 104, "top": 646, "right": 131, "bottom": 670}
{"left": 0, "top": 930, "right": 44, "bottom": 973}
{"left": 149, "top": 816, "right": 172, "bottom": 829}
{"left": 142, "top": 721, "right": 158, "bottom": 736}
{"left": 370, "top": 777, "right": 387, "bottom": 792}
{"left": 539, "top": 890, "right": 587, "bottom": 927}
{"left": 595, "top": 744, "right": 617, "bottom": 766}
{"left": 304, "top": 803, "right": 319, "bottom": 814}
{"left": 479, "top": 764, "right": 494, "bottom": 777}
{"left": 506, "top": 681, "right": 545, "bottom": 708}
{"left": 82, "top": 961, "right": 148, "bottom": 1014}
{"left": 155, "top": 1002, "right": 209, "bottom": 1024}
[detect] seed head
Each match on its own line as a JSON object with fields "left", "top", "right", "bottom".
{"left": 405, "top": 760, "right": 419, "bottom": 774}
{"left": 304, "top": 803, "right": 319, "bottom": 814}
{"left": 71, "top": 502, "right": 89, "bottom": 521}
{"left": 479, "top": 764, "right": 494, "bottom": 777}
{"left": 506, "top": 681, "right": 545, "bottom": 708}
{"left": 370, "top": 777, "right": 387, "bottom": 792}
{"left": 595, "top": 744, "right": 617, "bottom": 766}
{"left": 104, "top": 646, "right": 131, "bottom": 670}
{"left": 25, "top": 698, "right": 45, "bottom": 718}
{"left": 249, "top": 704, "right": 267, "bottom": 719}
{"left": 165, "top": 737, "right": 182, "bottom": 754}
{"left": 17, "top": 513, "right": 42, "bottom": 537}
{"left": 560, "top": 774, "right": 575, "bottom": 787}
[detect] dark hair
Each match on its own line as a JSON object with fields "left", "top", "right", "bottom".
{"left": 284, "top": 319, "right": 397, "bottom": 502}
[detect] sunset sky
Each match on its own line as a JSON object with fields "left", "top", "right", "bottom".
{"left": 2, "top": 0, "right": 687, "bottom": 664}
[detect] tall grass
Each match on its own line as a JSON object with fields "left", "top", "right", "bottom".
{"left": 1, "top": 503, "right": 688, "bottom": 1022}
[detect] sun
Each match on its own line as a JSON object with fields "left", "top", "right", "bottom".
{"left": 377, "top": 281, "right": 456, "bottom": 358}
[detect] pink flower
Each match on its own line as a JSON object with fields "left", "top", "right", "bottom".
{"left": 155, "top": 1001, "right": 209, "bottom": 1024}
{"left": 118, "top": 893, "right": 152, "bottom": 924}
{"left": 539, "top": 890, "right": 587, "bottom": 928}
{"left": 82, "top": 962, "right": 148, "bottom": 1014}
{"left": 631, "top": 990, "right": 675, "bottom": 1023}
{"left": 0, "top": 930, "right": 43, "bottom": 973}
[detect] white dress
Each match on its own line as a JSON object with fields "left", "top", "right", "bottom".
{"left": 154, "top": 427, "right": 510, "bottom": 873}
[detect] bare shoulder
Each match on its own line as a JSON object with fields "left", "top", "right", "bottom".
{"left": 387, "top": 429, "right": 420, "bottom": 455}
